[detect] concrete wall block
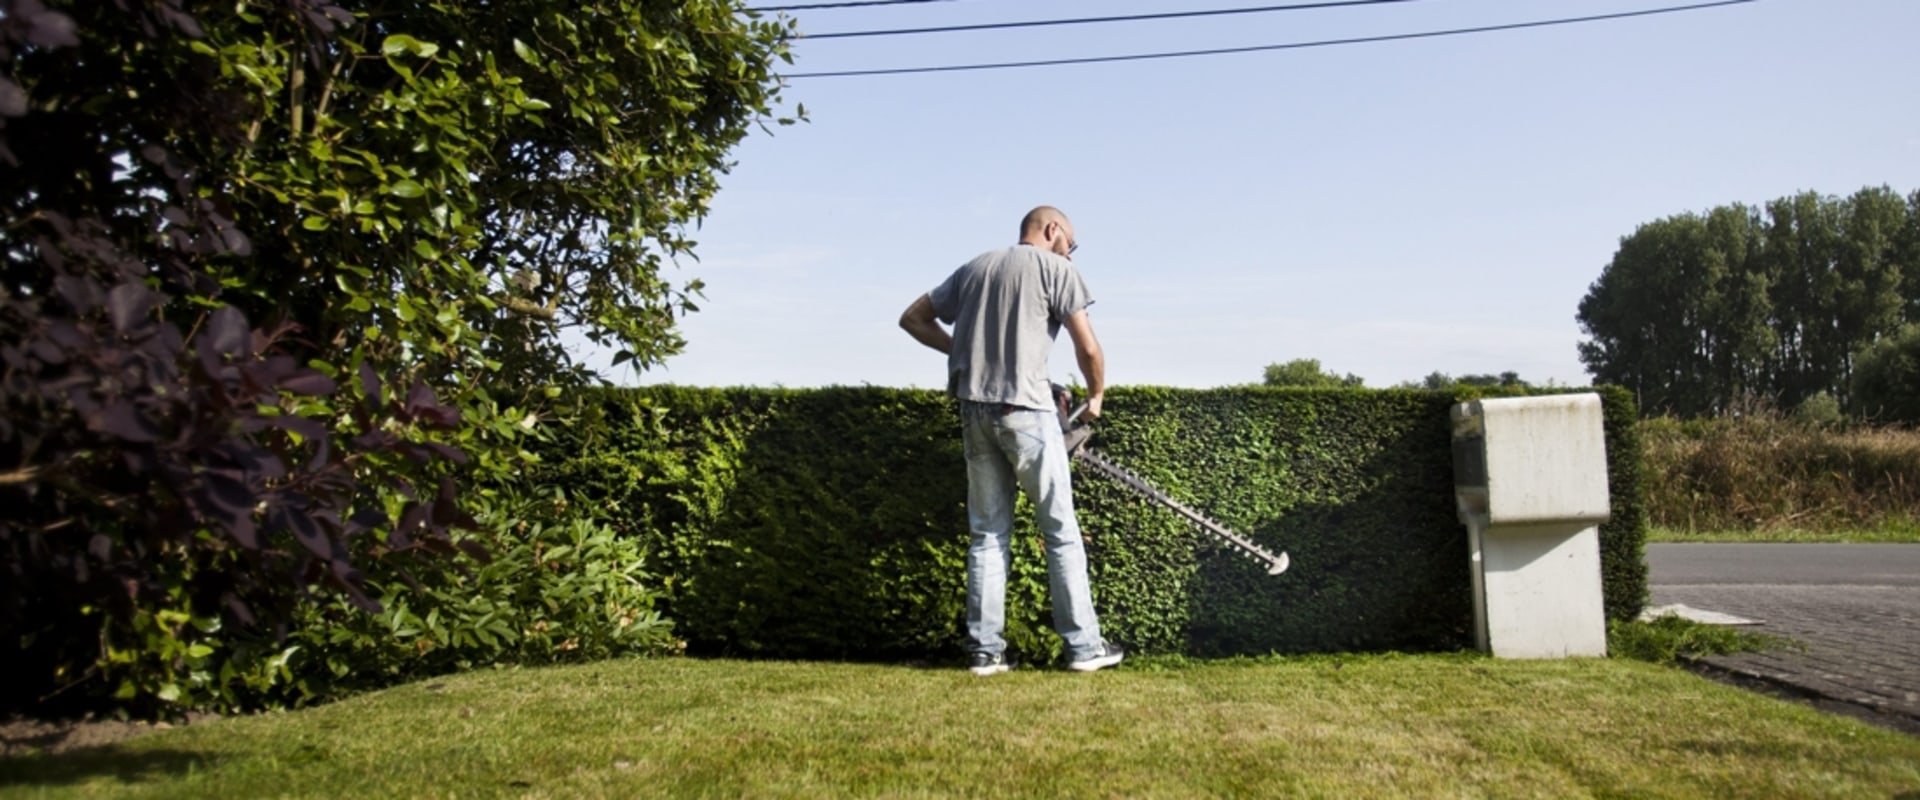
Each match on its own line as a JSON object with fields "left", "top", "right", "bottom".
{"left": 1473, "top": 394, "right": 1610, "bottom": 526}
{"left": 1454, "top": 393, "right": 1612, "bottom": 659}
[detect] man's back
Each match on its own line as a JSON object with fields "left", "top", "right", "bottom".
{"left": 929, "top": 244, "right": 1093, "bottom": 410}
{"left": 896, "top": 205, "right": 1124, "bottom": 675}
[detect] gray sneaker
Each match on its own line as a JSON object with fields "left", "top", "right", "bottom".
{"left": 1068, "top": 643, "right": 1125, "bottom": 672}
{"left": 968, "top": 652, "right": 1012, "bottom": 676}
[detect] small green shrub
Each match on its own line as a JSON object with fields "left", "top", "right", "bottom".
{"left": 1793, "top": 391, "right": 1844, "bottom": 426}
{"left": 84, "top": 564, "right": 298, "bottom": 715}
{"left": 267, "top": 492, "right": 679, "bottom": 706}
{"left": 76, "top": 490, "right": 679, "bottom": 716}
{"left": 1851, "top": 323, "right": 1920, "bottom": 426}
{"left": 1609, "top": 615, "right": 1784, "bottom": 665}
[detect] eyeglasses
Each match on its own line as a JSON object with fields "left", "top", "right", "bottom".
{"left": 1050, "top": 221, "right": 1079, "bottom": 257}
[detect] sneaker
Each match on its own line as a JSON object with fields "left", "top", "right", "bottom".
{"left": 968, "top": 652, "right": 1012, "bottom": 676}
{"left": 1068, "top": 643, "right": 1125, "bottom": 672}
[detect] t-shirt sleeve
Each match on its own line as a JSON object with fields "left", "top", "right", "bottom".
{"left": 928, "top": 269, "right": 962, "bottom": 324}
{"left": 1048, "top": 261, "right": 1094, "bottom": 323}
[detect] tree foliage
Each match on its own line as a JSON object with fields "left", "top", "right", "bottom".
{"left": 1577, "top": 187, "right": 1919, "bottom": 417}
{"left": 1850, "top": 323, "right": 1920, "bottom": 426}
{"left": 1261, "top": 358, "right": 1364, "bottom": 388}
{"left": 1399, "top": 371, "right": 1530, "bottom": 391}
{"left": 1, "top": 0, "right": 794, "bottom": 713}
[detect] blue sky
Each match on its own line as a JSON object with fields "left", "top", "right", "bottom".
{"left": 587, "top": 0, "right": 1920, "bottom": 390}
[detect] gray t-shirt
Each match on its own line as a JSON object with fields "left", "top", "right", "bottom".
{"left": 928, "top": 244, "right": 1093, "bottom": 410}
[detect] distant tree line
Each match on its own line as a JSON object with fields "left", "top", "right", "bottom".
{"left": 1577, "top": 186, "right": 1920, "bottom": 420}
{"left": 1398, "top": 371, "right": 1530, "bottom": 391}
{"left": 1262, "top": 359, "right": 1364, "bottom": 388}
{"left": 1259, "top": 360, "right": 1533, "bottom": 391}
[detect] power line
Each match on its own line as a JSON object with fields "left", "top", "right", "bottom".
{"left": 785, "top": 0, "right": 1757, "bottom": 78}
{"left": 749, "top": 0, "right": 956, "bottom": 11}
{"left": 806, "top": 0, "right": 1421, "bottom": 40}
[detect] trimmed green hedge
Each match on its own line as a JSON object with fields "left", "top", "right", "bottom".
{"left": 535, "top": 386, "right": 1646, "bottom": 663}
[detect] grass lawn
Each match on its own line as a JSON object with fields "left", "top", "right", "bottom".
{"left": 3, "top": 655, "right": 1917, "bottom": 798}
{"left": 1649, "top": 526, "right": 1920, "bottom": 544}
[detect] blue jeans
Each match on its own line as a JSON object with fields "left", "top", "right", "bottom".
{"left": 960, "top": 401, "right": 1105, "bottom": 661}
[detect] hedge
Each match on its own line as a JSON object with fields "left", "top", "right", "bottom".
{"left": 534, "top": 385, "right": 1647, "bottom": 664}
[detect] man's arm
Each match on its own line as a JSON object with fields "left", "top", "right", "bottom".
{"left": 1062, "top": 308, "right": 1105, "bottom": 419}
{"left": 899, "top": 294, "right": 952, "bottom": 354}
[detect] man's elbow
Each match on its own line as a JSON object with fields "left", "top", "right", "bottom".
{"left": 900, "top": 297, "right": 931, "bottom": 331}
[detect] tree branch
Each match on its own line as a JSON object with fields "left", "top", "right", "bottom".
{"left": 0, "top": 465, "right": 46, "bottom": 486}
{"left": 290, "top": 61, "right": 306, "bottom": 139}
{"left": 501, "top": 295, "right": 560, "bottom": 320}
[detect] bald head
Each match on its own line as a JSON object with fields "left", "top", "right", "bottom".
{"left": 1019, "top": 206, "right": 1069, "bottom": 240}
{"left": 1018, "top": 206, "right": 1077, "bottom": 259}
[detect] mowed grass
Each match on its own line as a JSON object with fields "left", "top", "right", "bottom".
{"left": 4, "top": 655, "right": 1918, "bottom": 799}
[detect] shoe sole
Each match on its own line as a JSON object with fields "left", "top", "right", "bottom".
{"left": 969, "top": 664, "right": 1011, "bottom": 676}
{"left": 1068, "top": 653, "right": 1123, "bottom": 672}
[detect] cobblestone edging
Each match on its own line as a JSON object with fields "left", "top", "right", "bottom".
{"left": 1651, "top": 583, "right": 1920, "bottom": 736}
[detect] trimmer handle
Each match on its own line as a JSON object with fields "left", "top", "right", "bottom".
{"left": 1052, "top": 383, "right": 1093, "bottom": 455}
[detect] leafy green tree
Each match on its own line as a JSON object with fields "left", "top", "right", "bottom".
{"left": 1577, "top": 206, "right": 1772, "bottom": 416}
{"left": 1830, "top": 186, "right": 1912, "bottom": 393}
{"left": 1, "top": 0, "right": 795, "bottom": 713}
{"left": 1899, "top": 189, "right": 1920, "bottom": 324}
{"left": 1578, "top": 187, "right": 1916, "bottom": 417}
{"left": 1580, "top": 215, "right": 1703, "bottom": 414}
{"left": 1759, "top": 189, "right": 1904, "bottom": 408}
{"left": 210, "top": 1, "right": 800, "bottom": 393}
{"left": 1262, "top": 359, "right": 1364, "bottom": 388}
{"left": 1701, "top": 204, "right": 1777, "bottom": 406}
{"left": 1850, "top": 324, "right": 1920, "bottom": 426}
{"left": 1759, "top": 191, "right": 1837, "bottom": 407}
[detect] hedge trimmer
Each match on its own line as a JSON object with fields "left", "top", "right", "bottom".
{"left": 1053, "top": 386, "right": 1290, "bottom": 577}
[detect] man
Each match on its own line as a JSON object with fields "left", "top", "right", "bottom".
{"left": 898, "top": 206, "right": 1125, "bottom": 676}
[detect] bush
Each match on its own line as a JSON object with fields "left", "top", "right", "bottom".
{"left": 1, "top": 0, "right": 793, "bottom": 716}
{"left": 90, "top": 490, "right": 681, "bottom": 714}
{"left": 1793, "top": 391, "right": 1844, "bottom": 426}
{"left": 1609, "top": 615, "right": 1784, "bottom": 666}
{"left": 1851, "top": 324, "right": 1920, "bottom": 426}
{"left": 1, "top": 0, "right": 481, "bottom": 708}
{"left": 266, "top": 492, "right": 680, "bottom": 706}
{"left": 1640, "top": 412, "right": 1920, "bottom": 532}
{"left": 535, "top": 385, "right": 1647, "bottom": 664}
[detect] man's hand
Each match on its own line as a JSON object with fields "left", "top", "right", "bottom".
{"left": 1053, "top": 383, "right": 1103, "bottom": 421}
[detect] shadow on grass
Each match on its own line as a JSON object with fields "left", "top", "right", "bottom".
{"left": 1682, "top": 660, "right": 1920, "bottom": 739}
{"left": 0, "top": 747, "right": 216, "bottom": 788}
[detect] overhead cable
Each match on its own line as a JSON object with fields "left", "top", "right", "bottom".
{"left": 785, "top": 0, "right": 1757, "bottom": 78}
{"left": 749, "top": 0, "right": 955, "bottom": 11}
{"left": 805, "top": 0, "right": 1422, "bottom": 39}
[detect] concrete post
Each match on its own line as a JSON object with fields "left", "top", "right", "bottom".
{"left": 1451, "top": 394, "right": 1611, "bottom": 658}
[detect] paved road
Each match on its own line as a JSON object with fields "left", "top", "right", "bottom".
{"left": 1649, "top": 543, "right": 1920, "bottom": 587}
{"left": 1647, "top": 543, "right": 1920, "bottom": 734}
